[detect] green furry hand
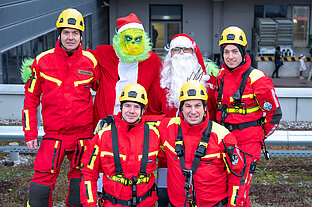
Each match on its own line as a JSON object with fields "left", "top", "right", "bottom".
{"left": 205, "top": 61, "right": 220, "bottom": 77}
{"left": 20, "top": 57, "right": 34, "bottom": 83}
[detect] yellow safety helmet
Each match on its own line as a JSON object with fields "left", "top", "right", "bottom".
{"left": 119, "top": 83, "right": 148, "bottom": 106}
{"left": 56, "top": 8, "right": 85, "bottom": 31}
{"left": 179, "top": 80, "right": 208, "bottom": 102}
{"left": 219, "top": 26, "right": 247, "bottom": 48}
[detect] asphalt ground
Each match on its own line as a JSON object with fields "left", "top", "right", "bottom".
{"left": 272, "top": 77, "right": 312, "bottom": 88}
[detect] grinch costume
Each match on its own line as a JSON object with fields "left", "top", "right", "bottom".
{"left": 88, "top": 13, "right": 162, "bottom": 127}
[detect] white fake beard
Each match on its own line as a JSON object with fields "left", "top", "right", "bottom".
{"left": 160, "top": 53, "right": 204, "bottom": 109}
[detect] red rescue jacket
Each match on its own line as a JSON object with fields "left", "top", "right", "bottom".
{"left": 22, "top": 40, "right": 99, "bottom": 142}
{"left": 80, "top": 113, "right": 161, "bottom": 207}
{"left": 214, "top": 55, "right": 282, "bottom": 144}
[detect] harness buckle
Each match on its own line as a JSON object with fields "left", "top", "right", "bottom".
{"left": 227, "top": 124, "right": 234, "bottom": 131}
{"left": 195, "top": 143, "right": 207, "bottom": 158}
{"left": 182, "top": 169, "right": 193, "bottom": 190}
{"left": 234, "top": 107, "right": 240, "bottom": 113}
{"left": 218, "top": 104, "right": 227, "bottom": 112}
{"left": 110, "top": 197, "right": 117, "bottom": 205}
{"left": 175, "top": 143, "right": 184, "bottom": 157}
{"left": 132, "top": 176, "right": 138, "bottom": 184}
{"left": 138, "top": 172, "right": 148, "bottom": 183}
{"left": 242, "top": 108, "right": 247, "bottom": 115}
{"left": 138, "top": 172, "right": 147, "bottom": 178}
{"left": 131, "top": 197, "right": 138, "bottom": 206}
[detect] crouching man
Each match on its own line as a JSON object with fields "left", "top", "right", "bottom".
{"left": 80, "top": 83, "right": 160, "bottom": 207}
{"left": 158, "top": 80, "right": 246, "bottom": 207}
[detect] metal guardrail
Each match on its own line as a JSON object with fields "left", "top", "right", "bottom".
{"left": 0, "top": 126, "right": 312, "bottom": 157}
{"left": 265, "top": 130, "right": 312, "bottom": 146}
{"left": 0, "top": 126, "right": 43, "bottom": 153}
{"left": 265, "top": 150, "right": 312, "bottom": 157}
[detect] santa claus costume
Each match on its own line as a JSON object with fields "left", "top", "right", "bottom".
{"left": 147, "top": 33, "right": 217, "bottom": 119}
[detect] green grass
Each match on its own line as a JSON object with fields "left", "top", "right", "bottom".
{"left": 0, "top": 155, "right": 311, "bottom": 207}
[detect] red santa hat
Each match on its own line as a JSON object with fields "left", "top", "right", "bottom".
{"left": 116, "top": 13, "right": 144, "bottom": 33}
{"left": 169, "top": 34, "right": 206, "bottom": 74}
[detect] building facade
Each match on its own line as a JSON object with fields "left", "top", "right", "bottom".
{"left": 1, "top": 0, "right": 312, "bottom": 122}
{"left": 108, "top": 0, "right": 312, "bottom": 77}
{"left": 0, "top": 0, "right": 109, "bottom": 84}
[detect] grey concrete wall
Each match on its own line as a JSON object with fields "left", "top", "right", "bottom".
{"left": 0, "top": 85, "right": 24, "bottom": 120}
{"left": 1, "top": 85, "right": 311, "bottom": 122}
{"left": 276, "top": 88, "right": 312, "bottom": 121}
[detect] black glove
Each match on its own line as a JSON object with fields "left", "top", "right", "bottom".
{"left": 94, "top": 115, "right": 115, "bottom": 134}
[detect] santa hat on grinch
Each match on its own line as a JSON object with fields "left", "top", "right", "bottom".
{"left": 169, "top": 34, "right": 206, "bottom": 73}
{"left": 117, "top": 13, "right": 144, "bottom": 33}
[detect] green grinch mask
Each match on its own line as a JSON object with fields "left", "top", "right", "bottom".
{"left": 120, "top": 28, "right": 145, "bottom": 55}
{"left": 113, "top": 29, "right": 152, "bottom": 63}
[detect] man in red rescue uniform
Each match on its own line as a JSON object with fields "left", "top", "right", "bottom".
{"left": 80, "top": 83, "right": 160, "bottom": 207}
{"left": 87, "top": 13, "right": 162, "bottom": 126}
{"left": 158, "top": 80, "right": 246, "bottom": 207}
{"left": 22, "top": 8, "right": 99, "bottom": 207}
{"left": 215, "top": 26, "right": 282, "bottom": 206}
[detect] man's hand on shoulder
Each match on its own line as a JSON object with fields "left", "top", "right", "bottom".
{"left": 94, "top": 115, "right": 115, "bottom": 134}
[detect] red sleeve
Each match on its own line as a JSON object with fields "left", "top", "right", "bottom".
{"left": 253, "top": 76, "right": 282, "bottom": 138}
{"left": 155, "top": 118, "right": 171, "bottom": 169}
{"left": 86, "top": 46, "right": 104, "bottom": 66}
{"left": 147, "top": 77, "right": 165, "bottom": 115}
{"left": 80, "top": 134, "right": 101, "bottom": 207}
{"left": 206, "top": 76, "right": 218, "bottom": 121}
{"left": 22, "top": 59, "right": 42, "bottom": 142}
{"left": 219, "top": 132, "right": 245, "bottom": 207}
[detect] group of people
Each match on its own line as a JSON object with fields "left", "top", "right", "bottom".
{"left": 22, "top": 8, "right": 282, "bottom": 207}
{"left": 272, "top": 45, "right": 312, "bottom": 81}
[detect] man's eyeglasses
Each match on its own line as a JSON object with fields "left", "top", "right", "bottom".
{"left": 172, "top": 47, "right": 193, "bottom": 54}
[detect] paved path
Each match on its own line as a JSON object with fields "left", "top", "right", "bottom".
{"left": 273, "top": 77, "right": 312, "bottom": 88}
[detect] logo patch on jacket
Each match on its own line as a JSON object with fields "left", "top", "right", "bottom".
{"left": 78, "top": 70, "right": 93, "bottom": 76}
{"left": 231, "top": 154, "right": 239, "bottom": 165}
{"left": 263, "top": 100, "right": 272, "bottom": 111}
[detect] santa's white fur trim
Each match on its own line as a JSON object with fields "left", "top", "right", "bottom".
{"left": 118, "top": 23, "right": 144, "bottom": 33}
{"left": 170, "top": 36, "right": 195, "bottom": 49}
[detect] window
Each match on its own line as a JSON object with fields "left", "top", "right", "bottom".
{"left": 292, "top": 5, "right": 310, "bottom": 46}
{"left": 150, "top": 5, "right": 182, "bottom": 20}
{"left": 150, "top": 5, "right": 182, "bottom": 57}
{"left": 255, "top": 5, "right": 287, "bottom": 18}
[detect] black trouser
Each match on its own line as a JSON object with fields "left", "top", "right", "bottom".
{"left": 168, "top": 197, "right": 227, "bottom": 207}
{"left": 272, "top": 65, "right": 280, "bottom": 78}
{"left": 157, "top": 188, "right": 170, "bottom": 207}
